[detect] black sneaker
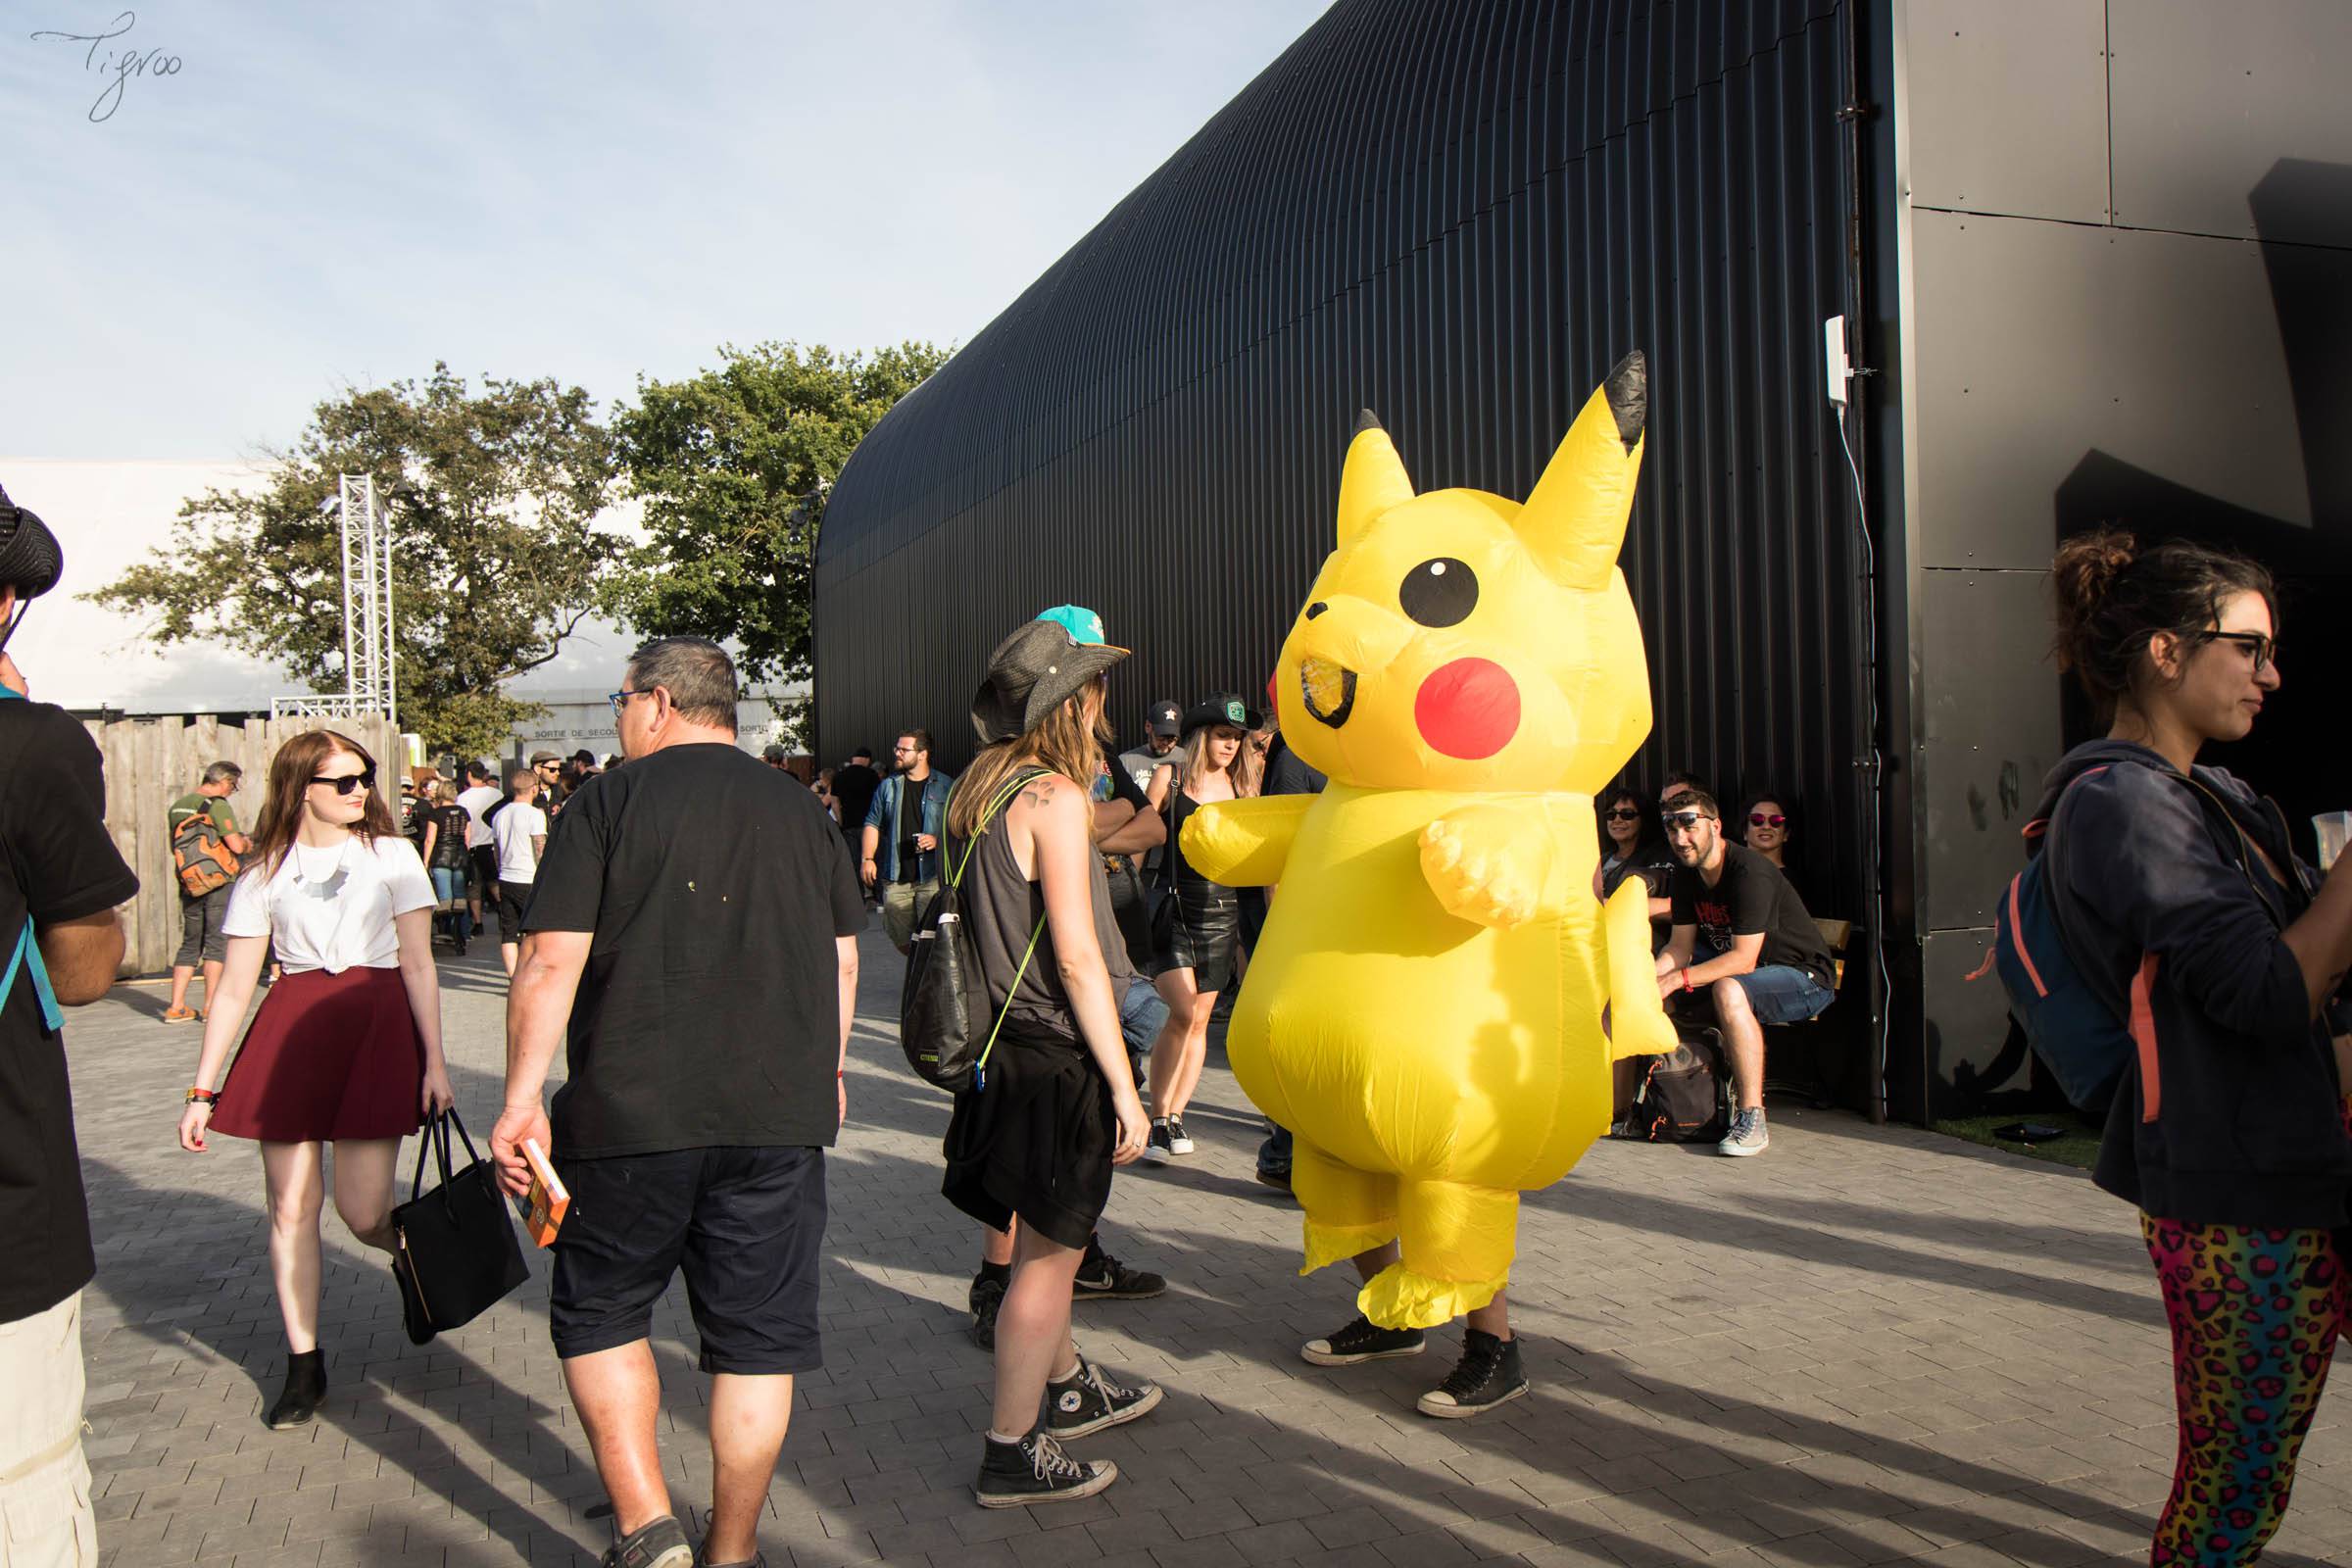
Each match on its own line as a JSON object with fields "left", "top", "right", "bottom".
{"left": 1144, "top": 1119, "right": 1173, "bottom": 1163}
{"left": 969, "top": 1272, "right": 1006, "bottom": 1350}
{"left": 1300, "top": 1314, "right": 1426, "bottom": 1367}
{"left": 1165, "top": 1115, "right": 1195, "bottom": 1154}
{"left": 1046, "top": 1353, "right": 1164, "bottom": 1439}
{"left": 601, "top": 1513, "right": 693, "bottom": 1568}
{"left": 1415, "top": 1329, "right": 1529, "bottom": 1419}
{"left": 974, "top": 1430, "right": 1118, "bottom": 1508}
{"left": 1072, "top": 1238, "right": 1165, "bottom": 1300}
{"left": 1254, "top": 1165, "right": 1292, "bottom": 1192}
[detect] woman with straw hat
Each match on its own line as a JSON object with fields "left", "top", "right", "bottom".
{"left": 942, "top": 612, "right": 1161, "bottom": 1508}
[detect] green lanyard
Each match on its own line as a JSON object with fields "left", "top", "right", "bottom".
{"left": 0, "top": 686, "right": 65, "bottom": 1032}
{"left": 953, "top": 769, "right": 1051, "bottom": 1091}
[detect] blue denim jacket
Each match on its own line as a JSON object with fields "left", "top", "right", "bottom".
{"left": 863, "top": 769, "right": 956, "bottom": 884}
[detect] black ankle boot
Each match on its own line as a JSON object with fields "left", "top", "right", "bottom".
{"left": 265, "top": 1349, "right": 326, "bottom": 1429}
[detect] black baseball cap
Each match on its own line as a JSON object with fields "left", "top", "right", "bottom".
{"left": 1147, "top": 699, "right": 1181, "bottom": 738}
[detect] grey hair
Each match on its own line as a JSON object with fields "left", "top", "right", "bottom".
{"left": 625, "top": 636, "right": 739, "bottom": 729}
{"left": 201, "top": 760, "right": 243, "bottom": 786}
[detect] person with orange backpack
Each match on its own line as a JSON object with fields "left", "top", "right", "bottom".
{"left": 163, "top": 760, "right": 251, "bottom": 1022}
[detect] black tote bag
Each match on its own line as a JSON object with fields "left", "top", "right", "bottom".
{"left": 390, "top": 1108, "right": 530, "bottom": 1345}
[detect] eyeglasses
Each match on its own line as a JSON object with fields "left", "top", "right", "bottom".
{"left": 607, "top": 688, "right": 655, "bottom": 717}
{"left": 1663, "top": 810, "right": 1713, "bottom": 832}
{"left": 1749, "top": 812, "right": 1787, "bottom": 828}
{"left": 2197, "top": 629, "right": 2277, "bottom": 669}
{"left": 310, "top": 768, "right": 376, "bottom": 796}
{"left": 1604, "top": 808, "right": 1642, "bottom": 821}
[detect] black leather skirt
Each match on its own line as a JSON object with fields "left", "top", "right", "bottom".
{"left": 1151, "top": 882, "right": 1242, "bottom": 993}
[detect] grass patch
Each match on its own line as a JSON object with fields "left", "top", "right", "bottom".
{"left": 1933, "top": 1112, "right": 2103, "bottom": 1171}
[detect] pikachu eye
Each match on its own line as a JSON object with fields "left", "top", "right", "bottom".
{"left": 1399, "top": 557, "right": 1477, "bottom": 627}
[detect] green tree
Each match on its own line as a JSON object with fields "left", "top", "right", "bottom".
{"left": 88, "top": 365, "right": 620, "bottom": 760}
{"left": 611, "top": 339, "right": 952, "bottom": 735}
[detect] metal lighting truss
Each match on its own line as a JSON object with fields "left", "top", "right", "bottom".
{"left": 271, "top": 474, "right": 396, "bottom": 725}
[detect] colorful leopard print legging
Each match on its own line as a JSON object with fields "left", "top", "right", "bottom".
{"left": 2140, "top": 1214, "right": 2348, "bottom": 1565}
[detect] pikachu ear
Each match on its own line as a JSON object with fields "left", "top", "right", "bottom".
{"left": 1337, "top": 411, "right": 1415, "bottom": 547}
{"left": 1517, "top": 352, "right": 1647, "bottom": 589}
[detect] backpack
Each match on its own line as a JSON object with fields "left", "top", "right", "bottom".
{"left": 1633, "top": 1023, "right": 1731, "bottom": 1143}
{"left": 172, "top": 805, "right": 240, "bottom": 897}
{"left": 1978, "top": 762, "right": 2256, "bottom": 1115}
{"left": 900, "top": 768, "right": 1050, "bottom": 1094}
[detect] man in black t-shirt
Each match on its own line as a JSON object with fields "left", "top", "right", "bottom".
{"left": 494, "top": 636, "right": 862, "bottom": 1568}
{"left": 1655, "top": 789, "right": 1834, "bottom": 1158}
{"left": 831, "top": 748, "right": 882, "bottom": 885}
{"left": 0, "top": 488, "right": 138, "bottom": 1560}
{"left": 1248, "top": 718, "right": 1326, "bottom": 1190}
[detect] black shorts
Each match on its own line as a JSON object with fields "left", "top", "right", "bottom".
{"left": 469, "top": 845, "right": 497, "bottom": 896}
{"left": 496, "top": 879, "right": 534, "bottom": 933}
{"left": 550, "top": 1145, "right": 826, "bottom": 1374}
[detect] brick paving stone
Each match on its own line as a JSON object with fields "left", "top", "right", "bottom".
{"left": 54, "top": 922, "right": 2352, "bottom": 1565}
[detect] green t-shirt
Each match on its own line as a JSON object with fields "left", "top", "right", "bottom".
{"left": 169, "top": 792, "right": 237, "bottom": 837}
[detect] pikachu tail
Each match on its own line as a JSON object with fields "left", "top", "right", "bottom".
{"left": 1602, "top": 877, "right": 1678, "bottom": 1059}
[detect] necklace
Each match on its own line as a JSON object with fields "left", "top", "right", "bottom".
{"left": 291, "top": 837, "right": 353, "bottom": 902}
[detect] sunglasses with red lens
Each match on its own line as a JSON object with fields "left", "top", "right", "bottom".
{"left": 310, "top": 769, "right": 376, "bottom": 797}
{"left": 1748, "top": 812, "right": 1787, "bottom": 828}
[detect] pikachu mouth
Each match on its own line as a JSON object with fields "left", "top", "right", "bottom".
{"left": 1299, "top": 655, "right": 1357, "bottom": 729}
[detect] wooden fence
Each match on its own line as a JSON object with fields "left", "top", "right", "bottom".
{"left": 85, "top": 714, "right": 406, "bottom": 977}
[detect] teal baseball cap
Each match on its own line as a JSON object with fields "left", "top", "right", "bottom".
{"left": 1035, "top": 604, "right": 1112, "bottom": 648}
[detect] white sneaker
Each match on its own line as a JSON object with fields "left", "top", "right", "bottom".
{"left": 1717, "top": 1107, "right": 1769, "bottom": 1157}
{"left": 1165, "top": 1115, "right": 1195, "bottom": 1155}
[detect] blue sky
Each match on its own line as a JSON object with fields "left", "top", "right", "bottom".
{"left": 3, "top": 0, "right": 1330, "bottom": 460}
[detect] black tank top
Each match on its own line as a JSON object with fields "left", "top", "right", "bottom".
{"left": 956, "top": 773, "right": 1134, "bottom": 1041}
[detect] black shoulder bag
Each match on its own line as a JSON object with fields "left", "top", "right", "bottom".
{"left": 390, "top": 1108, "right": 531, "bottom": 1345}
{"left": 900, "top": 768, "right": 1051, "bottom": 1094}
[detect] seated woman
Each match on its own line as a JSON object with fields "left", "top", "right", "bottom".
{"left": 1596, "top": 785, "right": 1676, "bottom": 1128}
{"left": 1738, "top": 791, "right": 1804, "bottom": 904}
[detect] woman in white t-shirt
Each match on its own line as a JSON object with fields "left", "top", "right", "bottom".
{"left": 175, "top": 729, "right": 454, "bottom": 1430}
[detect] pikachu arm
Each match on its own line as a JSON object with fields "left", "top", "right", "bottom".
{"left": 1177, "top": 795, "right": 1313, "bottom": 888}
{"left": 1603, "top": 876, "right": 1678, "bottom": 1059}
{"left": 1419, "top": 802, "right": 1569, "bottom": 929}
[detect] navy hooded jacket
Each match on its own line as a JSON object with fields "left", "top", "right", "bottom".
{"left": 2037, "top": 739, "right": 2351, "bottom": 1229}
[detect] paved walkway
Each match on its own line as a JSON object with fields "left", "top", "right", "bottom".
{"left": 59, "top": 923, "right": 2352, "bottom": 1566}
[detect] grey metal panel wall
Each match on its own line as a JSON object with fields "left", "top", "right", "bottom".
{"left": 816, "top": 0, "right": 1865, "bottom": 937}
{"left": 1896, "top": 0, "right": 2352, "bottom": 1110}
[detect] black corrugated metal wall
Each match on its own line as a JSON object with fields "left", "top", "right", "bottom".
{"left": 816, "top": 0, "right": 1870, "bottom": 1052}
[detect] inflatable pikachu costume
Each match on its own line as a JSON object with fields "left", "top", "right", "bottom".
{"left": 1180, "top": 353, "right": 1676, "bottom": 1329}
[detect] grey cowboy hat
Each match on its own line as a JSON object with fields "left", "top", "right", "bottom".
{"left": 970, "top": 617, "right": 1130, "bottom": 744}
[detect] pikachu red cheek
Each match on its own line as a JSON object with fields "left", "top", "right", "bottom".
{"left": 1414, "top": 657, "right": 1520, "bottom": 760}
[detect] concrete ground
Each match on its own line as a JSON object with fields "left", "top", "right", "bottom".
{"left": 57, "top": 921, "right": 2352, "bottom": 1566}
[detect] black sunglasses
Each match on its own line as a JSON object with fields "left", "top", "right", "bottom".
{"left": 1663, "top": 810, "right": 1713, "bottom": 831}
{"left": 2197, "top": 629, "right": 2277, "bottom": 669}
{"left": 1604, "top": 808, "right": 1642, "bottom": 821}
{"left": 310, "top": 768, "right": 376, "bottom": 796}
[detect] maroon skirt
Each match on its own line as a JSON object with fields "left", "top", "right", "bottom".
{"left": 210, "top": 966, "right": 424, "bottom": 1143}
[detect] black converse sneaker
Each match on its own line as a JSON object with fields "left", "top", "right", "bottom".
{"left": 974, "top": 1429, "right": 1118, "bottom": 1507}
{"left": 1046, "top": 1353, "right": 1164, "bottom": 1439}
{"left": 1415, "top": 1329, "right": 1529, "bottom": 1419}
{"left": 1071, "top": 1237, "right": 1166, "bottom": 1300}
{"left": 968, "top": 1272, "right": 1007, "bottom": 1350}
{"left": 1300, "top": 1314, "right": 1426, "bottom": 1367}
{"left": 1165, "top": 1115, "right": 1195, "bottom": 1154}
{"left": 1144, "top": 1118, "right": 1174, "bottom": 1163}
